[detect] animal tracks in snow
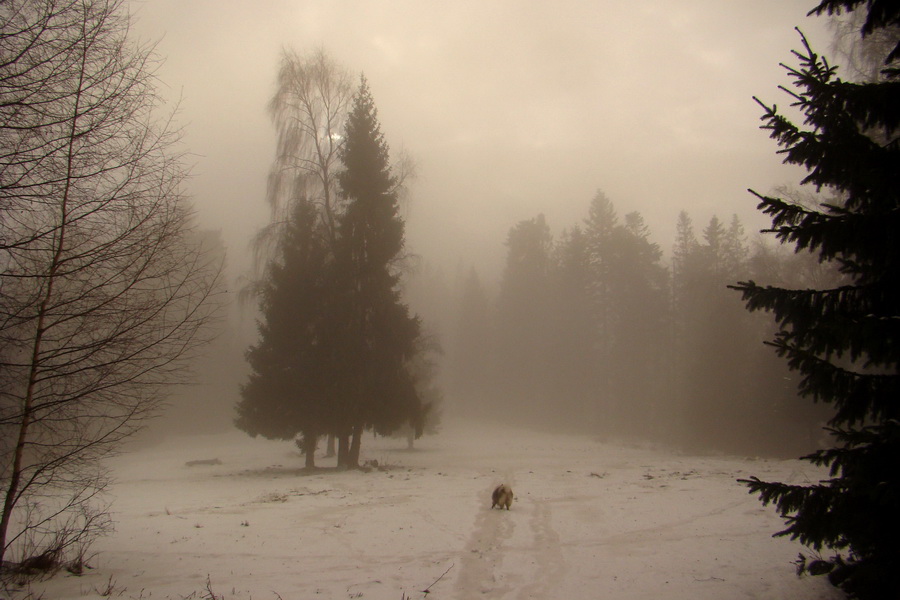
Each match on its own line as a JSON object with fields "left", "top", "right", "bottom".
{"left": 457, "top": 498, "right": 517, "bottom": 597}
{"left": 456, "top": 477, "right": 569, "bottom": 599}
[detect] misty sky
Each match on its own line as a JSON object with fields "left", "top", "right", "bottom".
{"left": 131, "top": 1, "right": 831, "bottom": 281}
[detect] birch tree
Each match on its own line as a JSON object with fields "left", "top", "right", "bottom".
{"left": 254, "top": 48, "right": 352, "bottom": 269}
{"left": 0, "top": 0, "right": 220, "bottom": 570}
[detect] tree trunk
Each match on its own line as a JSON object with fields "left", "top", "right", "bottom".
{"left": 347, "top": 423, "right": 363, "bottom": 469}
{"left": 303, "top": 434, "right": 317, "bottom": 469}
{"left": 0, "top": 91, "right": 76, "bottom": 562}
{"left": 337, "top": 434, "right": 350, "bottom": 469}
{"left": 325, "top": 434, "right": 336, "bottom": 458}
{"left": 0, "top": 0, "right": 219, "bottom": 567}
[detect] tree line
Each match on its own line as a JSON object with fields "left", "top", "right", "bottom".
{"left": 448, "top": 192, "right": 835, "bottom": 457}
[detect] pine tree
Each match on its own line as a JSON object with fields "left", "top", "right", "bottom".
{"left": 451, "top": 267, "right": 493, "bottom": 411}
{"left": 674, "top": 213, "right": 758, "bottom": 452}
{"left": 670, "top": 211, "right": 701, "bottom": 444}
{"left": 335, "top": 76, "right": 420, "bottom": 468}
{"left": 392, "top": 332, "right": 443, "bottom": 449}
{"left": 702, "top": 215, "right": 727, "bottom": 279}
{"left": 732, "top": 3, "right": 899, "bottom": 596}
{"left": 495, "top": 214, "right": 554, "bottom": 421}
{"left": 582, "top": 191, "right": 620, "bottom": 425}
{"left": 582, "top": 194, "right": 670, "bottom": 435}
{"left": 236, "top": 198, "right": 336, "bottom": 467}
{"left": 672, "top": 211, "right": 700, "bottom": 287}
{"left": 549, "top": 226, "right": 596, "bottom": 428}
{"left": 723, "top": 214, "right": 749, "bottom": 278}
{"left": 613, "top": 211, "right": 670, "bottom": 438}
{"left": 583, "top": 191, "right": 620, "bottom": 341}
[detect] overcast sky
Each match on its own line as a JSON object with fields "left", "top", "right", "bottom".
{"left": 131, "top": 1, "right": 831, "bottom": 281}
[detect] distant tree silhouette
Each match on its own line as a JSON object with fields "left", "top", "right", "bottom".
{"left": 581, "top": 193, "right": 668, "bottom": 436}
{"left": 582, "top": 191, "right": 619, "bottom": 366}
{"left": 610, "top": 211, "right": 670, "bottom": 438}
{"left": 495, "top": 214, "right": 554, "bottom": 421}
{"left": 733, "top": 2, "right": 900, "bottom": 596}
{"left": 581, "top": 192, "right": 620, "bottom": 426}
{"left": 451, "top": 267, "right": 493, "bottom": 411}
{"left": 389, "top": 331, "right": 443, "bottom": 449}
{"left": 549, "top": 226, "right": 596, "bottom": 427}
{"left": 672, "top": 212, "right": 762, "bottom": 452}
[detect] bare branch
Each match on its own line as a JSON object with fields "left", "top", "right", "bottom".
{"left": 0, "top": 0, "right": 222, "bottom": 566}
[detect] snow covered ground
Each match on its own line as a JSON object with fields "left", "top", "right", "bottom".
{"left": 25, "top": 418, "right": 842, "bottom": 600}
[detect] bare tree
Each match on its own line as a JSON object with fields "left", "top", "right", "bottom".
{"left": 0, "top": 0, "right": 221, "bottom": 569}
{"left": 253, "top": 48, "right": 352, "bottom": 266}
{"left": 249, "top": 47, "right": 418, "bottom": 280}
{"left": 827, "top": 8, "right": 900, "bottom": 81}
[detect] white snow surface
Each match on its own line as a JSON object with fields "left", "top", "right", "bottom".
{"left": 29, "top": 418, "right": 842, "bottom": 600}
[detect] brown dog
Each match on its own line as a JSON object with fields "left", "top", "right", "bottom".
{"left": 491, "top": 484, "right": 513, "bottom": 510}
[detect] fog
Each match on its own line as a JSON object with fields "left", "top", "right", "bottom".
{"left": 133, "top": 1, "right": 828, "bottom": 276}
{"left": 130, "top": 2, "right": 833, "bottom": 453}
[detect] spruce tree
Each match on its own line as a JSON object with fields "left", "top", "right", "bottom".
{"left": 452, "top": 267, "right": 493, "bottom": 411}
{"left": 550, "top": 226, "right": 596, "bottom": 428}
{"left": 335, "top": 76, "right": 420, "bottom": 467}
{"left": 236, "top": 199, "right": 336, "bottom": 467}
{"left": 494, "top": 214, "right": 554, "bottom": 421}
{"left": 732, "top": 3, "right": 899, "bottom": 597}
{"left": 582, "top": 191, "right": 620, "bottom": 425}
{"left": 672, "top": 211, "right": 700, "bottom": 287}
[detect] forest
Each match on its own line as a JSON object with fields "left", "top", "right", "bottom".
{"left": 423, "top": 194, "right": 838, "bottom": 457}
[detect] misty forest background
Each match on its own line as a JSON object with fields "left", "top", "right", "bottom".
{"left": 402, "top": 192, "right": 835, "bottom": 457}
{"left": 193, "top": 186, "right": 838, "bottom": 460}
{"left": 145, "top": 2, "right": 885, "bottom": 474}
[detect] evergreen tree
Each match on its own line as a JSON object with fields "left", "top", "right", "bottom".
{"left": 723, "top": 214, "right": 749, "bottom": 278}
{"left": 549, "top": 226, "right": 596, "bottom": 427}
{"left": 236, "top": 199, "right": 335, "bottom": 467}
{"left": 702, "top": 215, "right": 727, "bottom": 280}
{"left": 670, "top": 210, "right": 702, "bottom": 444}
{"left": 676, "top": 213, "right": 759, "bottom": 451}
{"left": 583, "top": 190, "right": 620, "bottom": 349}
{"left": 494, "top": 214, "right": 554, "bottom": 420}
{"left": 745, "top": 239, "right": 836, "bottom": 456}
{"left": 672, "top": 211, "right": 700, "bottom": 287}
{"left": 612, "top": 212, "right": 670, "bottom": 437}
{"left": 581, "top": 191, "right": 620, "bottom": 426}
{"left": 582, "top": 194, "right": 670, "bottom": 435}
{"left": 451, "top": 267, "right": 493, "bottom": 411}
{"left": 335, "top": 76, "right": 421, "bottom": 467}
{"left": 732, "top": 3, "right": 899, "bottom": 596}
{"left": 390, "top": 331, "right": 443, "bottom": 449}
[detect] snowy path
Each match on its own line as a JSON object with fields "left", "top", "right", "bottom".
{"left": 27, "top": 418, "right": 842, "bottom": 600}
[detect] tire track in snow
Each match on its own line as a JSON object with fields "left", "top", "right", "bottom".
{"left": 456, "top": 495, "right": 516, "bottom": 598}
{"left": 515, "top": 497, "right": 566, "bottom": 600}
{"left": 455, "top": 473, "right": 569, "bottom": 599}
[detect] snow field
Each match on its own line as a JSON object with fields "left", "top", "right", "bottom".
{"left": 30, "top": 419, "right": 843, "bottom": 599}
